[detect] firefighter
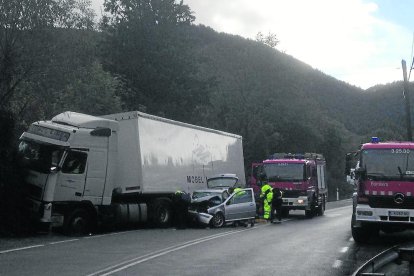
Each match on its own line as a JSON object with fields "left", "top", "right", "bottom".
{"left": 172, "top": 190, "right": 191, "bottom": 229}
{"left": 271, "top": 187, "right": 283, "bottom": 223}
{"left": 259, "top": 174, "right": 273, "bottom": 222}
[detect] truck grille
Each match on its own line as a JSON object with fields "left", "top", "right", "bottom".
{"left": 27, "top": 184, "right": 43, "bottom": 200}
{"left": 282, "top": 190, "right": 303, "bottom": 198}
{"left": 369, "top": 196, "right": 414, "bottom": 209}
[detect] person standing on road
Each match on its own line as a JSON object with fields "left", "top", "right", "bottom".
{"left": 271, "top": 187, "right": 283, "bottom": 223}
{"left": 259, "top": 174, "right": 273, "bottom": 222}
{"left": 172, "top": 190, "right": 191, "bottom": 229}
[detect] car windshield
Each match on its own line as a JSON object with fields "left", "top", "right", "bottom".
{"left": 207, "top": 178, "right": 238, "bottom": 189}
{"left": 263, "top": 163, "right": 305, "bottom": 182}
{"left": 361, "top": 149, "right": 414, "bottom": 180}
{"left": 18, "top": 139, "right": 64, "bottom": 174}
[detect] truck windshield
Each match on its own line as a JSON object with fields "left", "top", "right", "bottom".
{"left": 18, "top": 140, "right": 64, "bottom": 174}
{"left": 263, "top": 163, "right": 305, "bottom": 181}
{"left": 361, "top": 149, "right": 414, "bottom": 180}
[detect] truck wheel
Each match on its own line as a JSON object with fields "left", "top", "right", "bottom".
{"left": 211, "top": 213, "right": 225, "bottom": 228}
{"left": 64, "top": 209, "right": 93, "bottom": 236}
{"left": 306, "top": 196, "right": 317, "bottom": 218}
{"left": 305, "top": 209, "right": 314, "bottom": 218}
{"left": 153, "top": 200, "right": 172, "bottom": 228}
{"left": 318, "top": 199, "right": 325, "bottom": 216}
{"left": 351, "top": 214, "right": 377, "bottom": 243}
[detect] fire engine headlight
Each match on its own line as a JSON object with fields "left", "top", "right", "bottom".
{"left": 297, "top": 199, "right": 304, "bottom": 204}
{"left": 357, "top": 210, "right": 373, "bottom": 216}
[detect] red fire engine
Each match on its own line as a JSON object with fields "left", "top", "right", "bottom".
{"left": 251, "top": 153, "right": 328, "bottom": 218}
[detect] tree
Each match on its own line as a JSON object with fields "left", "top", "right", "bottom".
{"left": 256, "top": 31, "right": 279, "bottom": 49}
{"left": 101, "top": 0, "right": 211, "bottom": 122}
{"left": 54, "top": 62, "right": 123, "bottom": 115}
{"left": 0, "top": 0, "right": 95, "bottom": 113}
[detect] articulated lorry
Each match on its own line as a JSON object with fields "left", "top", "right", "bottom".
{"left": 251, "top": 153, "right": 327, "bottom": 218}
{"left": 346, "top": 137, "right": 414, "bottom": 243}
{"left": 18, "top": 111, "right": 245, "bottom": 234}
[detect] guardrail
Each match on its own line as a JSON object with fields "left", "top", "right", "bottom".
{"left": 352, "top": 243, "right": 414, "bottom": 276}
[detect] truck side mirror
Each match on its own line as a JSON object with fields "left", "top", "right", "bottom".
{"left": 355, "top": 167, "right": 366, "bottom": 180}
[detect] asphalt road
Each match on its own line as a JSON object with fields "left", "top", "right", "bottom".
{"left": 2, "top": 199, "right": 414, "bottom": 276}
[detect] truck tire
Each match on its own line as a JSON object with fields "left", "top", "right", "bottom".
{"left": 317, "top": 198, "right": 325, "bottom": 216}
{"left": 351, "top": 214, "right": 377, "bottom": 243}
{"left": 153, "top": 200, "right": 172, "bottom": 228}
{"left": 306, "top": 196, "right": 317, "bottom": 218}
{"left": 210, "top": 213, "right": 225, "bottom": 228}
{"left": 64, "top": 208, "right": 94, "bottom": 236}
{"left": 305, "top": 209, "right": 314, "bottom": 218}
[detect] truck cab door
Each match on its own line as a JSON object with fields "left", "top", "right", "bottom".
{"left": 54, "top": 150, "right": 88, "bottom": 202}
{"left": 83, "top": 148, "right": 108, "bottom": 205}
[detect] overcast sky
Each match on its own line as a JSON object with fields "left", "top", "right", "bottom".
{"left": 92, "top": 0, "right": 414, "bottom": 89}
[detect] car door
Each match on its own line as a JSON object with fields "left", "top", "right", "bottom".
{"left": 224, "top": 188, "right": 255, "bottom": 220}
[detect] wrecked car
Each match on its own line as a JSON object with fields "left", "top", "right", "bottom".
{"left": 188, "top": 188, "right": 256, "bottom": 228}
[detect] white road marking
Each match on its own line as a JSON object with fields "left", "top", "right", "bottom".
{"left": 332, "top": 260, "right": 343, "bottom": 268}
{"left": 0, "top": 244, "right": 45, "bottom": 254}
{"left": 340, "top": 247, "right": 349, "bottom": 253}
{"left": 325, "top": 213, "right": 342, "bottom": 218}
{"left": 87, "top": 227, "right": 259, "bottom": 276}
{"left": 325, "top": 205, "right": 351, "bottom": 212}
{"left": 49, "top": 239, "right": 79, "bottom": 245}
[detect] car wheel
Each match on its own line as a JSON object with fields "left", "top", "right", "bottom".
{"left": 210, "top": 213, "right": 225, "bottom": 228}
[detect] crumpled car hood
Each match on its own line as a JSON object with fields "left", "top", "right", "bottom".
{"left": 189, "top": 195, "right": 222, "bottom": 213}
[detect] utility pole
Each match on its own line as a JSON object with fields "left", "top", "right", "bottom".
{"left": 402, "top": 59, "right": 413, "bottom": 141}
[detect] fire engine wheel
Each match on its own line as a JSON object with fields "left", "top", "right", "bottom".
{"left": 351, "top": 214, "right": 378, "bottom": 243}
{"left": 305, "top": 209, "right": 314, "bottom": 218}
{"left": 153, "top": 200, "right": 172, "bottom": 228}
{"left": 318, "top": 199, "right": 325, "bottom": 216}
{"left": 211, "top": 213, "right": 225, "bottom": 228}
{"left": 352, "top": 225, "right": 371, "bottom": 243}
{"left": 64, "top": 208, "right": 93, "bottom": 236}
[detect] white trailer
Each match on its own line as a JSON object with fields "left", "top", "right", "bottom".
{"left": 18, "top": 111, "right": 245, "bottom": 234}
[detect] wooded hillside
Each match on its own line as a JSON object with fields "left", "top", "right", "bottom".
{"left": 1, "top": 0, "right": 412, "bottom": 234}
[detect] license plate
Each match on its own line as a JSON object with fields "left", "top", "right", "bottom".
{"left": 389, "top": 210, "right": 409, "bottom": 217}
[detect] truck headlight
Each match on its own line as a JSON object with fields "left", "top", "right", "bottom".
{"left": 297, "top": 199, "right": 304, "bottom": 204}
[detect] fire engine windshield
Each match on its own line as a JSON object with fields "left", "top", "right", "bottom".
{"left": 18, "top": 139, "right": 64, "bottom": 174}
{"left": 361, "top": 149, "right": 414, "bottom": 180}
{"left": 263, "top": 163, "right": 305, "bottom": 181}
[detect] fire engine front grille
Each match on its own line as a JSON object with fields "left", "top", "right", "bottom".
{"left": 282, "top": 190, "right": 303, "bottom": 198}
{"left": 369, "top": 196, "right": 414, "bottom": 209}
